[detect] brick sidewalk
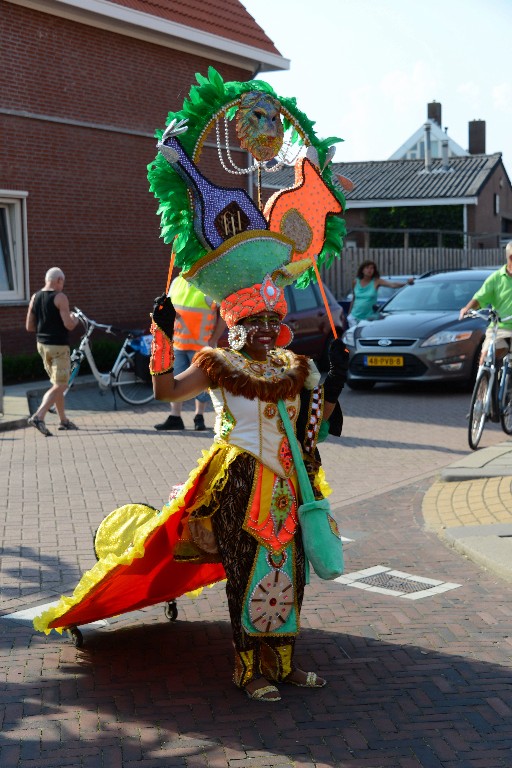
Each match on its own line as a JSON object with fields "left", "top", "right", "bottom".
{"left": 1, "top": 386, "right": 512, "bottom": 767}
{"left": 423, "top": 476, "right": 512, "bottom": 530}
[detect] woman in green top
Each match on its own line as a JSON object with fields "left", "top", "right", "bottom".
{"left": 347, "top": 260, "right": 414, "bottom": 326}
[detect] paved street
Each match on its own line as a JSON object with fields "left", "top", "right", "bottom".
{"left": 1, "top": 382, "right": 512, "bottom": 767}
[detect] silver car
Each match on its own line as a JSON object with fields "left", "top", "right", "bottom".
{"left": 343, "top": 268, "right": 496, "bottom": 390}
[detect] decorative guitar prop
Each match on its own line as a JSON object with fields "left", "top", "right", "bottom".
{"left": 158, "top": 119, "right": 267, "bottom": 249}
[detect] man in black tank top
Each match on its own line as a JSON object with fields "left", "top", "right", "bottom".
{"left": 25, "top": 267, "right": 79, "bottom": 436}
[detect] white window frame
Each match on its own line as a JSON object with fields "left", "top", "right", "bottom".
{"left": 0, "top": 191, "right": 29, "bottom": 304}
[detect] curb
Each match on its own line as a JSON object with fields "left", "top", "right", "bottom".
{"left": 442, "top": 468, "right": 512, "bottom": 481}
{"left": 0, "top": 416, "right": 29, "bottom": 433}
{"left": 442, "top": 524, "right": 512, "bottom": 584}
{"left": 0, "top": 378, "right": 98, "bottom": 433}
{"left": 440, "top": 442, "right": 512, "bottom": 482}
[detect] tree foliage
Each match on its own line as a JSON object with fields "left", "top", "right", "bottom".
{"left": 366, "top": 205, "right": 463, "bottom": 247}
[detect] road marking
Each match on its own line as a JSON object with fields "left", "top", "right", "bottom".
{"left": 334, "top": 565, "right": 461, "bottom": 600}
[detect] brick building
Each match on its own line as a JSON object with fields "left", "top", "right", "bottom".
{"left": 0, "top": 0, "right": 288, "bottom": 354}
{"left": 336, "top": 111, "right": 512, "bottom": 249}
{"left": 332, "top": 151, "right": 512, "bottom": 249}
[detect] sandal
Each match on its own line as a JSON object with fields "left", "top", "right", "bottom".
{"left": 243, "top": 678, "right": 281, "bottom": 702}
{"left": 27, "top": 415, "right": 52, "bottom": 437}
{"left": 283, "top": 670, "right": 326, "bottom": 688}
{"left": 58, "top": 420, "right": 79, "bottom": 431}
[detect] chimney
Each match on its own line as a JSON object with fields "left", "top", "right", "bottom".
{"left": 428, "top": 101, "right": 442, "bottom": 127}
{"left": 469, "top": 120, "right": 486, "bottom": 154}
{"left": 441, "top": 138, "right": 449, "bottom": 170}
{"left": 424, "top": 122, "right": 432, "bottom": 171}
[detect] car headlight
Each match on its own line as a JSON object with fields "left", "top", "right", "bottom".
{"left": 343, "top": 327, "right": 355, "bottom": 346}
{"left": 420, "top": 330, "right": 473, "bottom": 347}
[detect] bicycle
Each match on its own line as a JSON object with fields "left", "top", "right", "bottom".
{"left": 66, "top": 308, "right": 154, "bottom": 406}
{"left": 465, "top": 308, "right": 512, "bottom": 450}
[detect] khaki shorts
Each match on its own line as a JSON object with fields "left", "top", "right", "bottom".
{"left": 37, "top": 342, "right": 71, "bottom": 385}
{"left": 482, "top": 327, "right": 512, "bottom": 356}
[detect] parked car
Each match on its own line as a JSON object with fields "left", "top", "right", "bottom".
{"left": 343, "top": 268, "right": 495, "bottom": 389}
{"left": 220, "top": 281, "right": 346, "bottom": 370}
{"left": 340, "top": 274, "right": 416, "bottom": 317}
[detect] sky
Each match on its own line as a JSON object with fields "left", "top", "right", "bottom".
{"left": 241, "top": 0, "right": 512, "bottom": 172}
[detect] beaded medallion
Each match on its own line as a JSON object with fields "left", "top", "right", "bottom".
{"left": 244, "top": 547, "right": 297, "bottom": 635}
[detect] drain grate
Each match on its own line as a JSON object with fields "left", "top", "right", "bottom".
{"left": 334, "top": 566, "right": 461, "bottom": 600}
{"left": 357, "top": 572, "right": 432, "bottom": 593}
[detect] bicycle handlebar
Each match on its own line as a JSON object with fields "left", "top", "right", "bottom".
{"left": 73, "top": 308, "right": 146, "bottom": 337}
{"left": 464, "top": 308, "right": 512, "bottom": 324}
{"left": 73, "top": 308, "right": 114, "bottom": 333}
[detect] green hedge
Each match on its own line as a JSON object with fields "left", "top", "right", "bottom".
{"left": 2, "top": 339, "right": 123, "bottom": 385}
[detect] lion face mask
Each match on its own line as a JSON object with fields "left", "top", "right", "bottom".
{"left": 235, "top": 91, "right": 284, "bottom": 162}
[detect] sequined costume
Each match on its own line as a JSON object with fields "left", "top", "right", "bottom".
{"left": 34, "top": 346, "right": 338, "bottom": 685}
{"left": 33, "top": 66, "right": 349, "bottom": 700}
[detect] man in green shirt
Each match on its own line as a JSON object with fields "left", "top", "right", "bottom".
{"left": 459, "top": 241, "right": 512, "bottom": 364}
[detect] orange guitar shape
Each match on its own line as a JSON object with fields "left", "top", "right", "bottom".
{"left": 264, "top": 157, "right": 343, "bottom": 263}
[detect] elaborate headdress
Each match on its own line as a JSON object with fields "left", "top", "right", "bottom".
{"left": 147, "top": 67, "right": 347, "bottom": 338}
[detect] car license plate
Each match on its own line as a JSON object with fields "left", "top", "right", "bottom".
{"left": 364, "top": 355, "right": 404, "bottom": 367}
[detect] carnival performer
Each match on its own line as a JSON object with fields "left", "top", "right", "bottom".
{"left": 33, "top": 267, "right": 348, "bottom": 704}
{"left": 149, "top": 271, "right": 348, "bottom": 701}
{"left": 33, "top": 67, "right": 349, "bottom": 705}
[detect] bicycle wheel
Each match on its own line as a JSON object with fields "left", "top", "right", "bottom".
{"left": 468, "top": 369, "right": 490, "bottom": 450}
{"left": 115, "top": 359, "right": 154, "bottom": 405}
{"left": 500, "top": 369, "right": 512, "bottom": 435}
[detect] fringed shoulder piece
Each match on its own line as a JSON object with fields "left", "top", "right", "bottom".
{"left": 193, "top": 347, "right": 310, "bottom": 402}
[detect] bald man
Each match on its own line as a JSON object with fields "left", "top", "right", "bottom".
{"left": 25, "top": 267, "right": 79, "bottom": 436}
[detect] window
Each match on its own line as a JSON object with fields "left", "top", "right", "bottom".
{"left": 0, "top": 192, "right": 29, "bottom": 303}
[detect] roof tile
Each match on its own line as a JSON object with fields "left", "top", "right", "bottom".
{"left": 107, "top": 0, "right": 282, "bottom": 54}
{"left": 263, "top": 153, "right": 504, "bottom": 201}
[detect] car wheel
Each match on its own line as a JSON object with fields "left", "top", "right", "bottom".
{"left": 347, "top": 380, "right": 375, "bottom": 391}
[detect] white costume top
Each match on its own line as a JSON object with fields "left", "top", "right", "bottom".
{"left": 192, "top": 346, "right": 321, "bottom": 478}
{"left": 210, "top": 387, "right": 300, "bottom": 478}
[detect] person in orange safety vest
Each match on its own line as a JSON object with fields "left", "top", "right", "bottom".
{"left": 154, "top": 275, "right": 226, "bottom": 431}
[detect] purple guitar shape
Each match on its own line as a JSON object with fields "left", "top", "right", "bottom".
{"left": 158, "top": 118, "right": 268, "bottom": 249}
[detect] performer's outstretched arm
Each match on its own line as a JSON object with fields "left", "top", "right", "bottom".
{"left": 150, "top": 292, "right": 212, "bottom": 402}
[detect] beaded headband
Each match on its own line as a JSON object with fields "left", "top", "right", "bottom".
{"left": 220, "top": 275, "right": 288, "bottom": 328}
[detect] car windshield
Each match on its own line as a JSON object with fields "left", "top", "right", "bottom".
{"left": 382, "top": 278, "right": 484, "bottom": 313}
{"left": 377, "top": 285, "right": 401, "bottom": 302}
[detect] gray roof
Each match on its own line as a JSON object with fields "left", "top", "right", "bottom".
{"left": 263, "top": 153, "right": 506, "bottom": 206}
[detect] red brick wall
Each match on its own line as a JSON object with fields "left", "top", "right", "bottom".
{"left": 341, "top": 209, "right": 368, "bottom": 247}
{"left": 0, "top": 1, "right": 254, "bottom": 353}
{"left": 469, "top": 161, "right": 512, "bottom": 248}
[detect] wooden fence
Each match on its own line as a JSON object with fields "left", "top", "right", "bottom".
{"left": 320, "top": 247, "right": 504, "bottom": 299}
